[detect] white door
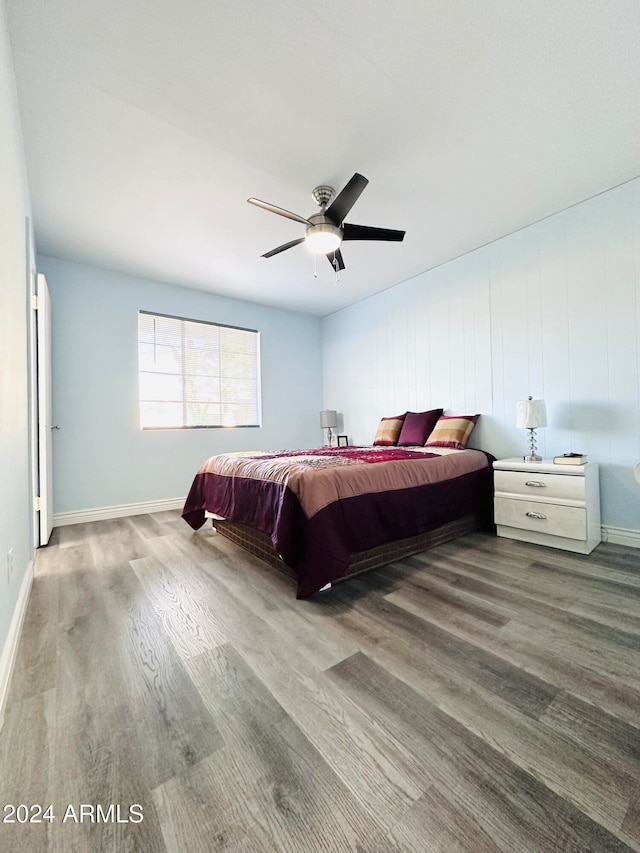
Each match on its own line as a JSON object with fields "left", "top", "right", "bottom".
{"left": 36, "top": 272, "right": 53, "bottom": 546}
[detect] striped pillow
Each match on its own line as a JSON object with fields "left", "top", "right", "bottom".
{"left": 373, "top": 413, "right": 406, "bottom": 446}
{"left": 425, "top": 414, "right": 479, "bottom": 450}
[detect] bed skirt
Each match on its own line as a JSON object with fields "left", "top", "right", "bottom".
{"left": 212, "top": 512, "right": 483, "bottom": 586}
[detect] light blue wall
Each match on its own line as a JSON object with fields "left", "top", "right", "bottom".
{"left": 38, "top": 256, "right": 323, "bottom": 514}
{"left": 322, "top": 179, "right": 640, "bottom": 535}
{"left": 0, "top": 1, "right": 33, "bottom": 666}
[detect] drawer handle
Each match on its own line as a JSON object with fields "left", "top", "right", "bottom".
{"left": 526, "top": 511, "right": 547, "bottom": 520}
{"left": 525, "top": 480, "right": 546, "bottom": 488}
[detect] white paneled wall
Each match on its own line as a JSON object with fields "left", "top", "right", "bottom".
{"left": 322, "top": 178, "right": 640, "bottom": 536}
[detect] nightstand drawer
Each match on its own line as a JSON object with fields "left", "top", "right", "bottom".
{"left": 494, "top": 497, "right": 587, "bottom": 540}
{"left": 494, "top": 470, "right": 585, "bottom": 502}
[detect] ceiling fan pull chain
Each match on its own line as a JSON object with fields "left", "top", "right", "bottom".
{"left": 314, "top": 254, "right": 318, "bottom": 278}
{"left": 333, "top": 255, "right": 340, "bottom": 286}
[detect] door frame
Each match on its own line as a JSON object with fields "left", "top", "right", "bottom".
{"left": 27, "top": 224, "right": 54, "bottom": 548}
{"left": 26, "top": 219, "right": 39, "bottom": 548}
{"left": 36, "top": 272, "right": 53, "bottom": 546}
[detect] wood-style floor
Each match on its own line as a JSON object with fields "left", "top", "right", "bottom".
{"left": 1, "top": 511, "right": 640, "bottom": 852}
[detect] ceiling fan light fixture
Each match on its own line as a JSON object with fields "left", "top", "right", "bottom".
{"left": 305, "top": 222, "right": 342, "bottom": 255}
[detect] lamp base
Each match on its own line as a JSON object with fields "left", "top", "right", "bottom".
{"left": 524, "top": 427, "right": 542, "bottom": 463}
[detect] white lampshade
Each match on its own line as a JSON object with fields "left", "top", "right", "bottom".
{"left": 516, "top": 398, "right": 547, "bottom": 429}
{"left": 320, "top": 409, "right": 338, "bottom": 429}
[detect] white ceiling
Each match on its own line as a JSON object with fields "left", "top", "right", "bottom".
{"left": 7, "top": 0, "right": 640, "bottom": 317}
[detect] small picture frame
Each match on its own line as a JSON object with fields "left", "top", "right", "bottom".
{"left": 337, "top": 435, "right": 349, "bottom": 447}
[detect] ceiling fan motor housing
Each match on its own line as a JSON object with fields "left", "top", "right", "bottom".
{"left": 305, "top": 214, "right": 342, "bottom": 254}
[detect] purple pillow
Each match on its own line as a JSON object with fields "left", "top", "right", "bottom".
{"left": 397, "top": 409, "right": 443, "bottom": 446}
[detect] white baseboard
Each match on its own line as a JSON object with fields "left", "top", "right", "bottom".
{"left": 53, "top": 497, "right": 185, "bottom": 527}
{"left": 601, "top": 525, "right": 640, "bottom": 549}
{"left": 0, "top": 560, "right": 34, "bottom": 731}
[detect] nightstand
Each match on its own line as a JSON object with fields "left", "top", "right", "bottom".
{"left": 493, "top": 458, "right": 601, "bottom": 555}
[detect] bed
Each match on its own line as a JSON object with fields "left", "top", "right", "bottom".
{"left": 182, "top": 444, "right": 494, "bottom": 598}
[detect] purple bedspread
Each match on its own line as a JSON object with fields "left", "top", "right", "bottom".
{"left": 182, "top": 446, "right": 494, "bottom": 598}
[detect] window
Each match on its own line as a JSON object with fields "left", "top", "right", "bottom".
{"left": 138, "top": 311, "right": 261, "bottom": 429}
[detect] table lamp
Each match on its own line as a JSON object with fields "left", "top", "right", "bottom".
{"left": 516, "top": 396, "right": 546, "bottom": 462}
{"left": 320, "top": 409, "right": 338, "bottom": 446}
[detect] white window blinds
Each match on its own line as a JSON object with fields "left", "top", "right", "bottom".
{"left": 138, "top": 311, "right": 261, "bottom": 429}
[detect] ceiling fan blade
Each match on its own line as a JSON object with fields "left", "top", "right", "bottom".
{"left": 325, "top": 173, "right": 369, "bottom": 225}
{"left": 248, "top": 197, "right": 311, "bottom": 226}
{"left": 326, "top": 248, "right": 345, "bottom": 271}
{"left": 342, "top": 223, "right": 405, "bottom": 242}
{"left": 261, "top": 237, "right": 305, "bottom": 258}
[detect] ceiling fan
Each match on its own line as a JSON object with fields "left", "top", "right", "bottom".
{"left": 247, "top": 173, "right": 405, "bottom": 272}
